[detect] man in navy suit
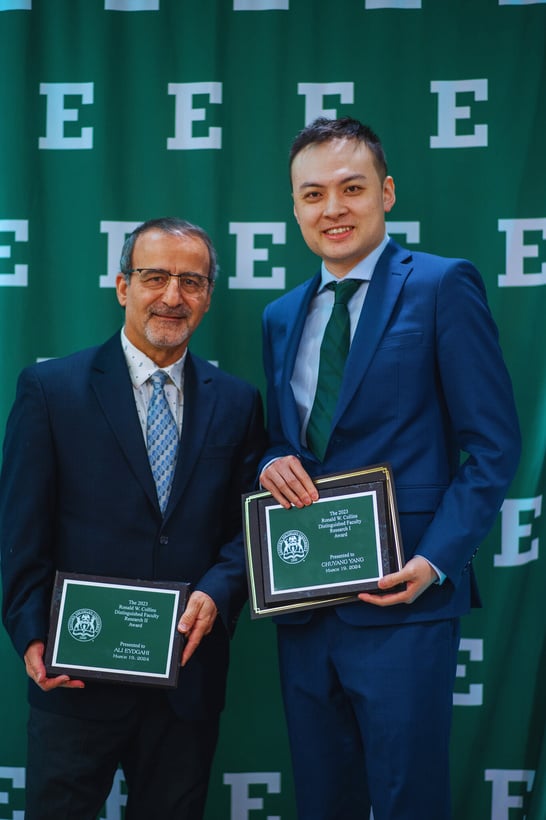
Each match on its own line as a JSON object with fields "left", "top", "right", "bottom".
{"left": 259, "top": 118, "right": 521, "bottom": 820}
{"left": 0, "top": 217, "right": 265, "bottom": 819}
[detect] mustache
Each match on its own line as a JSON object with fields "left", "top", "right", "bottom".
{"left": 149, "top": 308, "right": 190, "bottom": 319}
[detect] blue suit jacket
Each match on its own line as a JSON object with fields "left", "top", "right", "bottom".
{"left": 1, "top": 333, "right": 266, "bottom": 720}
{"left": 261, "top": 240, "right": 521, "bottom": 626}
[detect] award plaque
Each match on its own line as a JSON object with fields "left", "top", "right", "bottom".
{"left": 44, "top": 573, "right": 190, "bottom": 687}
{"left": 243, "top": 463, "right": 404, "bottom": 618}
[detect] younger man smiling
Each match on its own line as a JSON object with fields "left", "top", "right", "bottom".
{"left": 259, "top": 118, "right": 520, "bottom": 820}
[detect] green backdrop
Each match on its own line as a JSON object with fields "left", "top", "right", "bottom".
{"left": 0, "top": 2, "right": 545, "bottom": 818}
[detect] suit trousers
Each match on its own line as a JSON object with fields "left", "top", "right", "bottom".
{"left": 24, "top": 689, "right": 220, "bottom": 820}
{"left": 277, "top": 609, "right": 460, "bottom": 820}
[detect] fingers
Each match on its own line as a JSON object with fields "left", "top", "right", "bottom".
{"left": 260, "top": 456, "right": 318, "bottom": 509}
{"left": 39, "top": 675, "right": 85, "bottom": 692}
{"left": 24, "top": 640, "right": 46, "bottom": 683}
{"left": 23, "top": 640, "right": 85, "bottom": 690}
{"left": 177, "top": 591, "right": 218, "bottom": 666}
{"left": 358, "top": 557, "right": 437, "bottom": 608}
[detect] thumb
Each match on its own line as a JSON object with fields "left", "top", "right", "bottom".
{"left": 377, "top": 569, "right": 404, "bottom": 589}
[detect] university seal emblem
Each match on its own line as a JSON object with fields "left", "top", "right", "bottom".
{"left": 277, "top": 530, "right": 310, "bottom": 565}
{"left": 67, "top": 608, "right": 102, "bottom": 642}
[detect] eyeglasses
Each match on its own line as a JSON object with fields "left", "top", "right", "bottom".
{"left": 126, "top": 268, "right": 212, "bottom": 295}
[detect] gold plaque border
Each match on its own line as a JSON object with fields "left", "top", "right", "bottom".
{"left": 243, "top": 463, "right": 405, "bottom": 619}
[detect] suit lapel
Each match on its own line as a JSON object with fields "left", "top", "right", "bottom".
{"left": 332, "top": 241, "right": 413, "bottom": 427}
{"left": 90, "top": 334, "right": 159, "bottom": 510}
{"left": 90, "top": 340, "right": 218, "bottom": 519}
{"left": 280, "top": 272, "right": 322, "bottom": 449}
{"left": 163, "top": 353, "right": 216, "bottom": 519}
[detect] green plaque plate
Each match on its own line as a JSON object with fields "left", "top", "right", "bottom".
{"left": 243, "top": 464, "right": 404, "bottom": 618}
{"left": 44, "top": 573, "right": 190, "bottom": 687}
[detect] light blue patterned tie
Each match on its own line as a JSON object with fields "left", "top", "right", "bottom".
{"left": 146, "top": 371, "right": 179, "bottom": 514}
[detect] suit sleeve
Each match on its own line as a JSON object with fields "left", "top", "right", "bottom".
{"left": 415, "top": 260, "right": 521, "bottom": 584}
{"left": 194, "top": 387, "right": 266, "bottom": 634}
{"left": 258, "top": 304, "right": 301, "bottom": 474}
{"left": 1, "top": 367, "right": 57, "bottom": 658}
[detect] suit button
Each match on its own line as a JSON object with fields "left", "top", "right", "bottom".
{"left": 159, "top": 535, "right": 169, "bottom": 545}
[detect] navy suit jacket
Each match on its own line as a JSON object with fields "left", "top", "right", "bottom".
{"left": 261, "top": 240, "right": 521, "bottom": 626}
{"left": 1, "top": 333, "right": 265, "bottom": 720}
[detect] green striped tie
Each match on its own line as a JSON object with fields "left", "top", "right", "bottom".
{"left": 306, "top": 279, "right": 362, "bottom": 461}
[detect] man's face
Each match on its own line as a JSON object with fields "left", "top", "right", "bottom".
{"left": 291, "top": 138, "right": 396, "bottom": 278}
{"left": 116, "top": 228, "right": 212, "bottom": 367}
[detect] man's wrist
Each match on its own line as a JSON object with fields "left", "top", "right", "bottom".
{"left": 416, "top": 555, "right": 446, "bottom": 585}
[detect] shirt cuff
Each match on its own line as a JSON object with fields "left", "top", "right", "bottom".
{"left": 416, "top": 555, "right": 446, "bottom": 585}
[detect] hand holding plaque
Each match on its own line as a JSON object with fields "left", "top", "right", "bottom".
{"left": 243, "top": 464, "right": 405, "bottom": 618}
{"left": 45, "top": 573, "right": 190, "bottom": 688}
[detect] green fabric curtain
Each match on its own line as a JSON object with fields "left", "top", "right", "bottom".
{"left": 0, "top": 2, "right": 544, "bottom": 817}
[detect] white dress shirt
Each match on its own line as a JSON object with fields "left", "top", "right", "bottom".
{"left": 291, "top": 234, "right": 390, "bottom": 445}
{"left": 121, "top": 330, "right": 185, "bottom": 442}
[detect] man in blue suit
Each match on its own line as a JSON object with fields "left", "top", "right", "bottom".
{"left": 0, "top": 217, "right": 265, "bottom": 819}
{"left": 259, "top": 118, "right": 521, "bottom": 820}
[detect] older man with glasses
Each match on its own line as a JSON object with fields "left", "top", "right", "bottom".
{"left": 0, "top": 217, "right": 266, "bottom": 820}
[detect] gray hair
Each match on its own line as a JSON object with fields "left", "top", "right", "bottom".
{"left": 119, "top": 217, "right": 218, "bottom": 283}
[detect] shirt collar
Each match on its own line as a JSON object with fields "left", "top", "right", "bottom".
{"left": 319, "top": 232, "right": 390, "bottom": 290}
{"left": 120, "top": 329, "right": 186, "bottom": 391}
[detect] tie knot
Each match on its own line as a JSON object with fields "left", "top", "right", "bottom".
{"left": 328, "top": 279, "right": 362, "bottom": 306}
{"left": 150, "top": 370, "right": 169, "bottom": 390}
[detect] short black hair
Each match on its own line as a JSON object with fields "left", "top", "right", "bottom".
{"left": 289, "top": 117, "right": 388, "bottom": 183}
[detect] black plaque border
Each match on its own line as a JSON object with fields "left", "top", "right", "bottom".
{"left": 243, "top": 463, "right": 404, "bottom": 619}
{"left": 44, "top": 572, "right": 190, "bottom": 688}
